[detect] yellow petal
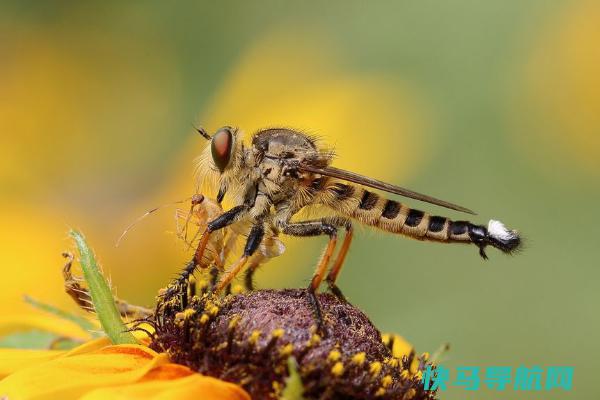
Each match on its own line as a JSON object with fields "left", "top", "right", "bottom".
{"left": 0, "top": 344, "right": 168, "bottom": 400}
{"left": 513, "top": 1, "right": 600, "bottom": 176}
{"left": 61, "top": 337, "right": 112, "bottom": 356}
{"left": 0, "top": 337, "right": 111, "bottom": 379}
{"left": 0, "top": 313, "right": 91, "bottom": 342}
{"left": 0, "top": 348, "right": 64, "bottom": 379}
{"left": 80, "top": 374, "right": 251, "bottom": 400}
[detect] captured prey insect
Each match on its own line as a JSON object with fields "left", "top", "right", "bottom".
{"left": 190, "top": 126, "right": 522, "bottom": 322}
{"left": 175, "top": 193, "right": 285, "bottom": 293}
{"left": 115, "top": 192, "right": 285, "bottom": 293}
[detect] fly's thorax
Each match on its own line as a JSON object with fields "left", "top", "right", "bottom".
{"left": 252, "top": 128, "right": 318, "bottom": 156}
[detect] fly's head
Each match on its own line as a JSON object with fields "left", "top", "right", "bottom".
{"left": 195, "top": 126, "right": 250, "bottom": 194}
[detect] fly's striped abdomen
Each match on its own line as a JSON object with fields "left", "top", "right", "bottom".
{"left": 319, "top": 182, "right": 521, "bottom": 258}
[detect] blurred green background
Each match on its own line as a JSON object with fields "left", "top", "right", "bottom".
{"left": 1, "top": 1, "right": 598, "bottom": 398}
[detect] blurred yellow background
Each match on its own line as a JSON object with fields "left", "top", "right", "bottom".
{"left": 1, "top": 1, "right": 597, "bottom": 398}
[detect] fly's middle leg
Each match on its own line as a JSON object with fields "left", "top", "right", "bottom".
{"left": 243, "top": 255, "right": 265, "bottom": 291}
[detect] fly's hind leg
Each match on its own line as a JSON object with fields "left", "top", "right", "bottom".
{"left": 326, "top": 222, "right": 353, "bottom": 301}
{"left": 281, "top": 219, "right": 341, "bottom": 333}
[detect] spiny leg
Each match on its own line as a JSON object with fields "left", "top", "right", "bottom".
{"left": 193, "top": 230, "right": 211, "bottom": 268}
{"left": 310, "top": 234, "right": 338, "bottom": 293}
{"left": 215, "top": 223, "right": 264, "bottom": 293}
{"left": 182, "top": 204, "right": 249, "bottom": 283}
{"left": 63, "top": 252, "right": 94, "bottom": 313}
{"left": 281, "top": 219, "right": 339, "bottom": 333}
{"left": 63, "top": 251, "right": 152, "bottom": 319}
{"left": 216, "top": 256, "right": 249, "bottom": 293}
{"left": 326, "top": 224, "right": 354, "bottom": 301}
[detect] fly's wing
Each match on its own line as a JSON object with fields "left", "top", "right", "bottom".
{"left": 299, "top": 164, "right": 476, "bottom": 215}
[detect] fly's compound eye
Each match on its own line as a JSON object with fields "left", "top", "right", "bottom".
{"left": 211, "top": 128, "right": 233, "bottom": 172}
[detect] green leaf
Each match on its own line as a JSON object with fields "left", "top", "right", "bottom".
{"left": 69, "top": 230, "right": 137, "bottom": 345}
{"left": 280, "top": 357, "right": 306, "bottom": 400}
{"left": 23, "top": 295, "right": 101, "bottom": 337}
{"left": 0, "top": 330, "right": 59, "bottom": 349}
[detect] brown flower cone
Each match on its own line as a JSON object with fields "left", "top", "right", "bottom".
{"left": 151, "top": 288, "right": 437, "bottom": 399}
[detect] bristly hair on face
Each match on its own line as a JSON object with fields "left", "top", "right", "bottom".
{"left": 193, "top": 126, "right": 248, "bottom": 202}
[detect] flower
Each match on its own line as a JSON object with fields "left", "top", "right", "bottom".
{"left": 0, "top": 289, "right": 436, "bottom": 400}
{"left": 0, "top": 232, "right": 436, "bottom": 399}
{"left": 512, "top": 0, "right": 600, "bottom": 177}
{"left": 152, "top": 286, "right": 436, "bottom": 399}
{"left": 0, "top": 335, "right": 250, "bottom": 400}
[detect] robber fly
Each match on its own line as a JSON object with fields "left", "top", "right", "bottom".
{"left": 191, "top": 126, "right": 521, "bottom": 319}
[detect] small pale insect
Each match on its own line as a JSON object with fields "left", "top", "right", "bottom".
{"left": 176, "top": 194, "right": 285, "bottom": 292}
{"left": 188, "top": 126, "right": 521, "bottom": 322}
{"left": 115, "top": 192, "right": 285, "bottom": 294}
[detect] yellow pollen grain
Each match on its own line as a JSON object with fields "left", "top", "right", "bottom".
{"left": 280, "top": 343, "right": 294, "bottom": 357}
{"left": 183, "top": 308, "right": 196, "bottom": 318}
{"left": 351, "top": 352, "right": 366, "bottom": 365}
{"left": 421, "top": 352, "right": 430, "bottom": 361}
{"left": 369, "top": 361, "right": 382, "bottom": 376}
{"left": 309, "top": 333, "right": 321, "bottom": 346}
{"left": 385, "top": 358, "right": 399, "bottom": 368}
{"left": 272, "top": 381, "right": 282, "bottom": 393}
{"left": 327, "top": 349, "right": 341, "bottom": 362}
{"left": 403, "top": 388, "right": 417, "bottom": 400}
{"left": 271, "top": 328, "right": 285, "bottom": 339}
{"left": 199, "top": 313, "right": 209, "bottom": 324}
{"left": 381, "top": 375, "right": 392, "bottom": 388}
{"left": 248, "top": 330, "right": 261, "bottom": 345}
{"left": 414, "top": 370, "right": 423, "bottom": 380}
{"left": 375, "top": 388, "right": 386, "bottom": 397}
{"left": 409, "top": 358, "right": 419, "bottom": 375}
{"left": 215, "top": 341, "right": 228, "bottom": 351}
{"left": 228, "top": 314, "right": 241, "bottom": 330}
{"left": 208, "top": 305, "right": 220, "bottom": 316}
{"left": 400, "top": 370, "right": 410, "bottom": 380}
{"left": 382, "top": 333, "right": 391, "bottom": 342}
{"left": 331, "top": 362, "right": 344, "bottom": 376}
{"left": 231, "top": 284, "right": 244, "bottom": 294}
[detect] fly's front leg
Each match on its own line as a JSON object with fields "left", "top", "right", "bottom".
{"left": 169, "top": 204, "right": 250, "bottom": 301}
{"left": 192, "top": 204, "right": 249, "bottom": 270}
{"left": 281, "top": 219, "right": 339, "bottom": 333}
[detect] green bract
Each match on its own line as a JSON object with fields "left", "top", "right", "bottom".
{"left": 69, "top": 230, "right": 137, "bottom": 345}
